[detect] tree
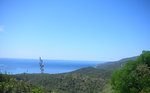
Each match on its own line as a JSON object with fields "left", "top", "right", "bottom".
{"left": 110, "top": 51, "right": 150, "bottom": 93}
{"left": 39, "top": 57, "right": 44, "bottom": 73}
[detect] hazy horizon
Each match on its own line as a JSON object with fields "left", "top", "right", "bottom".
{"left": 0, "top": 0, "right": 150, "bottom": 61}
{"left": 0, "top": 58, "right": 104, "bottom": 74}
{"left": 0, "top": 54, "right": 138, "bottom": 62}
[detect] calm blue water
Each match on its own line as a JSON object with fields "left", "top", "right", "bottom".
{"left": 0, "top": 58, "right": 103, "bottom": 74}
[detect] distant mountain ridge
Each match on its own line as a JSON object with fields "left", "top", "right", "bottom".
{"left": 96, "top": 56, "right": 138, "bottom": 71}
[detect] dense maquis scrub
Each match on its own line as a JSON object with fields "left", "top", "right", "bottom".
{"left": 110, "top": 51, "right": 150, "bottom": 93}
{"left": 0, "top": 74, "right": 44, "bottom": 93}
{"left": 14, "top": 67, "right": 113, "bottom": 93}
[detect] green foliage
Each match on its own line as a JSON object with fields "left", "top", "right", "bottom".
{"left": 138, "top": 51, "right": 150, "bottom": 66}
{"left": 71, "top": 67, "right": 113, "bottom": 79}
{"left": 110, "top": 51, "right": 150, "bottom": 93}
{"left": 0, "top": 74, "right": 44, "bottom": 93}
{"left": 99, "top": 84, "right": 114, "bottom": 93}
{"left": 32, "top": 87, "right": 44, "bottom": 93}
{"left": 14, "top": 67, "right": 113, "bottom": 93}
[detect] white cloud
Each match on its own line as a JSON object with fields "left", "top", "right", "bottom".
{"left": 0, "top": 26, "right": 4, "bottom": 32}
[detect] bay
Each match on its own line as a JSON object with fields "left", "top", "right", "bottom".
{"left": 0, "top": 58, "right": 103, "bottom": 74}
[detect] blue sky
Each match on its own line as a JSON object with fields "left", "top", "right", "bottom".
{"left": 0, "top": 0, "right": 150, "bottom": 61}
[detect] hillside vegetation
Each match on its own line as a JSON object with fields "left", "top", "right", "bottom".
{"left": 110, "top": 51, "right": 150, "bottom": 93}
{"left": 99, "top": 84, "right": 114, "bottom": 93}
{"left": 0, "top": 74, "right": 44, "bottom": 93}
{"left": 14, "top": 67, "right": 113, "bottom": 93}
{"left": 96, "top": 56, "right": 137, "bottom": 71}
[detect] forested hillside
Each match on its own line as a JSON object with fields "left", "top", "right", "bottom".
{"left": 96, "top": 56, "right": 138, "bottom": 71}
{"left": 14, "top": 67, "right": 113, "bottom": 93}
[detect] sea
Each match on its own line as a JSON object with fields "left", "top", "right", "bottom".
{"left": 0, "top": 58, "right": 103, "bottom": 74}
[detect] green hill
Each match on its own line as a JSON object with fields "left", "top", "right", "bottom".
{"left": 96, "top": 56, "right": 138, "bottom": 71}
{"left": 14, "top": 67, "right": 113, "bottom": 93}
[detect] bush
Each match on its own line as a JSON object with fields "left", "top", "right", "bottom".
{"left": 110, "top": 51, "right": 150, "bottom": 93}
